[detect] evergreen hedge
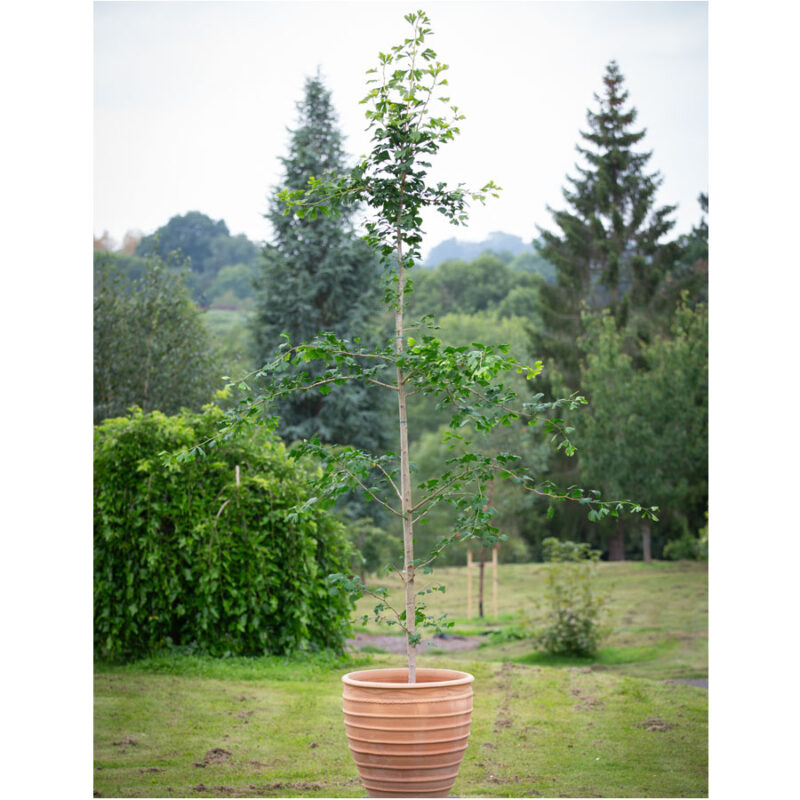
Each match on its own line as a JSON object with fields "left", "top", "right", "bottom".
{"left": 94, "top": 404, "right": 354, "bottom": 661}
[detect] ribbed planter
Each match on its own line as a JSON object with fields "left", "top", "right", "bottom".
{"left": 342, "top": 667, "right": 474, "bottom": 798}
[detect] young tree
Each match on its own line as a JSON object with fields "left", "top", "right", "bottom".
{"left": 174, "top": 11, "right": 655, "bottom": 683}
{"left": 531, "top": 60, "right": 679, "bottom": 391}
{"left": 537, "top": 538, "right": 609, "bottom": 656}
{"left": 250, "top": 73, "right": 387, "bottom": 454}
{"left": 94, "top": 253, "right": 220, "bottom": 423}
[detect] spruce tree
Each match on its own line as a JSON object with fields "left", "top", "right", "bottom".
{"left": 251, "top": 74, "right": 387, "bottom": 453}
{"left": 653, "top": 193, "right": 708, "bottom": 316}
{"left": 532, "top": 60, "right": 678, "bottom": 390}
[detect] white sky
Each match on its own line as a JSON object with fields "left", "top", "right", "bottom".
{"left": 94, "top": 0, "right": 708, "bottom": 258}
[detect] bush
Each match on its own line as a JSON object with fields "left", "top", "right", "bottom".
{"left": 536, "top": 538, "right": 609, "bottom": 657}
{"left": 94, "top": 403, "right": 354, "bottom": 661}
{"left": 663, "top": 530, "right": 698, "bottom": 560}
{"left": 662, "top": 512, "right": 708, "bottom": 560}
{"left": 697, "top": 513, "right": 708, "bottom": 559}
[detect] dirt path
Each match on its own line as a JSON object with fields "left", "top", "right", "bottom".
{"left": 673, "top": 678, "right": 708, "bottom": 689}
{"left": 346, "top": 632, "right": 483, "bottom": 653}
{"left": 347, "top": 634, "right": 709, "bottom": 688}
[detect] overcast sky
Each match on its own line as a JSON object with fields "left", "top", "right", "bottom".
{"left": 94, "top": 0, "right": 707, "bottom": 258}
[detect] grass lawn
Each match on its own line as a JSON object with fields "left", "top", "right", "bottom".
{"left": 354, "top": 560, "right": 708, "bottom": 681}
{"left": 94, "top": 560, "right": 707, "bottom": 797}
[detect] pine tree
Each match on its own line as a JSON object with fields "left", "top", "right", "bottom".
{"left": 532, "top": 60, "right": 679, "bottom": 391}
{"left": 250, "top": 74, "right": 387, "bottom": 453}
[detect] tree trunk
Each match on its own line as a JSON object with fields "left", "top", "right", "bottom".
{"left": 608, "top": 518, "right": 625, "bottom": 561}
{"left": 641, "top": 519, "right": 652, "bottom": 563}
{"left": 395, "top": 223, "right": 416, "bottom": 683}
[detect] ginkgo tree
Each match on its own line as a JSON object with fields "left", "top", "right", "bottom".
{"left": 170, "top": 10, "right": 657, "bottom": 683}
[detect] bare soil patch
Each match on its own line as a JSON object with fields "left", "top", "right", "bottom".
{"left": 346, "top": 631, "right": 483, "bottom": 653}
{"left": 674, "top": 678, "right": 708, "bottom": 689}
{"left": 635, "top": 716, "right": 677, "bottom": 732}
{"left": 194, "top": 748, "right": 233, "bottom": 767}
{"left": 190, "top": 782, "right": 328, "bottom": 796}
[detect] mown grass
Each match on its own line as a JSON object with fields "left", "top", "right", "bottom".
{"left": 354, "top": 560, "right": 708, "bottom": 680}
{"left": 95, "top": 653, "right": 706, "bottom": 798}
{"left": 95, "top": 560, "right": 707, "bottom": 797}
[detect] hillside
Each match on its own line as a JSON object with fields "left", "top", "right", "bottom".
{"left": 424, "top": 231, "right": 534, "bottom": 266}
{"left": 423, "top": 231, "right": 555, "bottom": 282}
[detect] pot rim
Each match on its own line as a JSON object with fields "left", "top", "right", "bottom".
{"left": 342, "top": 667, "right": 474, "bottom": 689}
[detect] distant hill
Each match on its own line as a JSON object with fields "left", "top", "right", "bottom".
{"left": 423, "top": 231, "right": 555, "bottom": 283}
{"left": 424, "top": 231, "right": 534, "bottom": 267}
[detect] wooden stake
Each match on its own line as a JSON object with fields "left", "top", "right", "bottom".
{"left": 478, "top": 546, "right": 486, "bottom": 618}
{"left": 492, "top": 545, "right": 498, "bottom": 618}
{"left": 235, "top": 464, "right": 240, "bottom": 487}
{"left": 467, "top": 550, "right": 473, "bottom": 619}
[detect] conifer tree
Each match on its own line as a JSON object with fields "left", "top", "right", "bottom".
{"left": 532, "top": 60, "right": 678, "bottom": 390}
{"left": 653, "top": 192, "right": 708, "bottom": 317}
{"left": 251, "top": 74, "right": 387, "bottom": 453}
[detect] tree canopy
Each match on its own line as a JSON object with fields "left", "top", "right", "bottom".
{"left": 93, "top": 252, "right": 220, "bottom": 423}
{"left": 409, "top": 253, "right": 542, "bottom": 319}
{"left": 136, "top": 211, "right": 260, "bottom": 306}
{"left": 577, "top": 299, "right": 708, "bottom": 558}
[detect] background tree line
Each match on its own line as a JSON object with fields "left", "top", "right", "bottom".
{"left": 94, "top": 61, "right": 707, "bottom": 566}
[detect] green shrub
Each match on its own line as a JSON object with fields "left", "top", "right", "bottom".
{"left": 697, "top": 513, "right": 708, "bottom": 559}
{"left": 663, "top": 529, "right": 699, "bottom": 560}
{"left": 94, "top": 403, "right": 354, "bottom": 661}
{"left": 662, "top": 513, "right": 708, "bottom": 561}
{"left": 536, "top": 538, "right": 609, "bottom": 657}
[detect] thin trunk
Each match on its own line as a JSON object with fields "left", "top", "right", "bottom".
{"left": 641, "top": 519, "right": 652, "bottom": 563}
{"left": 395, "top": 227, "right": 416, "bottom": 683}
{"left": 608, "top": 518, "right": 625, "bottom": 561}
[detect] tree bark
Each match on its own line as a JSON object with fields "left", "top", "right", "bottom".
{"left": 608, "top": 518, "right": 625, "bottom": 561}
{"left": 641, "top": 519, "right": 652, "bottom": 563}
{"left": 395, "top": 220, "right": 416, "bottom": 683}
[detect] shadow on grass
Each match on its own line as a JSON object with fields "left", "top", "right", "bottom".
{"left": 514, "top": 638, "right": 678, "bottom": 668}
{"left": 95, "top": 649, "right": 374, "bottom": 681}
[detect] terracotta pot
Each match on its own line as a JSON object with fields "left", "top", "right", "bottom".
{"left": 342, "top": 667, "right": 474, "bottom": 798}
